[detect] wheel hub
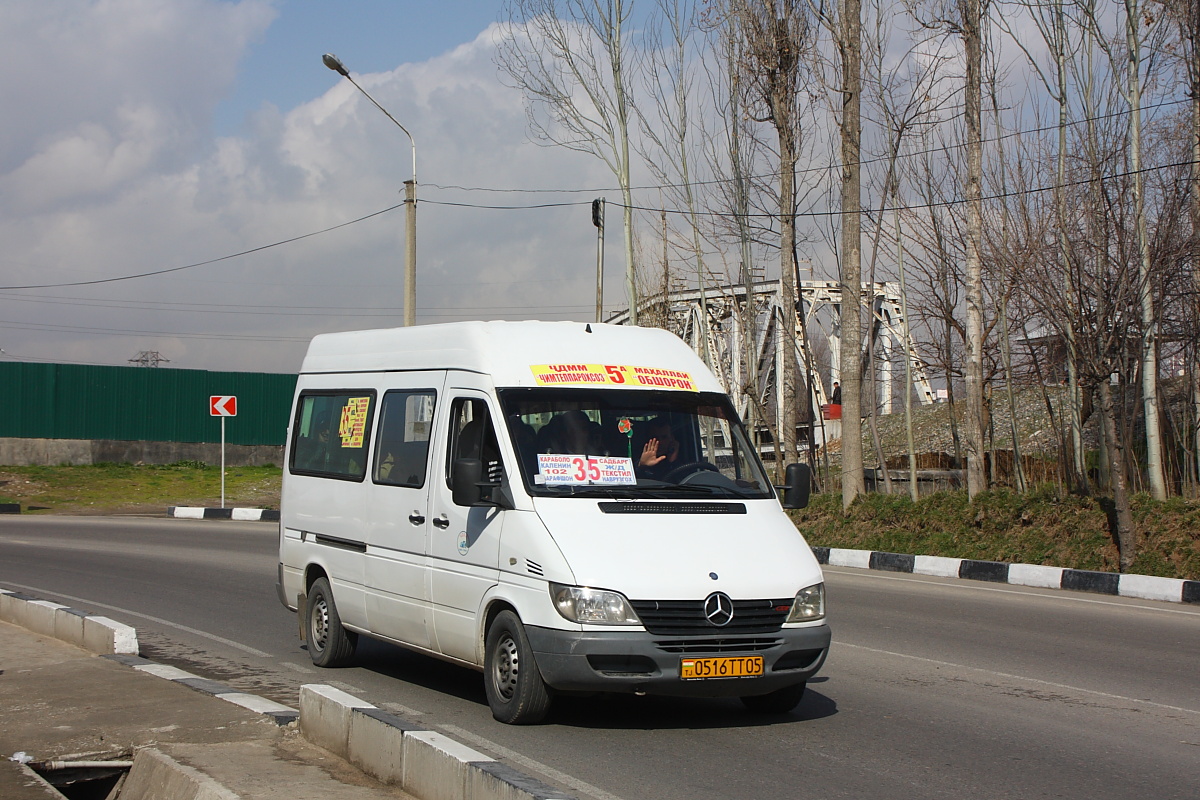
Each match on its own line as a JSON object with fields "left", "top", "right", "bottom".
{"left": 493, "top": 634, "right": 519, "bottom": 700}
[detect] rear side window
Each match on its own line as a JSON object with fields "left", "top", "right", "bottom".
{"left": 374, "top": 390, "right": 436, "bottom": 487}
{"left": 290, "top": 392, "right": 376, "bottom": 480}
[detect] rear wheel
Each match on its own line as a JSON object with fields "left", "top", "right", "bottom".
{"left": 484, "top": 610, "right": 552, "bottom": 724}
{"left": 740, "top": 682, "right": 806, "bottom": 714}
{"left": 306, "top": 577, "right": 357, "bottom": 667}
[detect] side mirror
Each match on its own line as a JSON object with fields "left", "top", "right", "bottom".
{"left": 780, "top": 463, "right": 812, "bottom": 509}
{"left": 452, "top": 458, "right": 485, "bottom": 506}
{"left": 452, "top": 458, "right": 507, "bottom": 507}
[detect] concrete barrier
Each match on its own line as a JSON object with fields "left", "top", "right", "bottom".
{"left": 298, "top": 684, "right": 376, "bottom": 758}
{"left": 119, "top": 748, "right": 239, "bottom": 800}
{"left": 299, "top": 684, "right": 574, "bottom": 800}
{"left": 82, "top": 615, "right": 139, "bottom": 655}
{"left": 0, "top": 588, "right": 138, "bottom": 655}
{"left": 1119, "top": 573, "right": 1185, "bottom": 603}
{"left": 25, "top": 600, "right": 67, "bottom": 637}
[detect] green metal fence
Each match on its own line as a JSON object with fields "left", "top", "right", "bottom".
{"left": 1, "top": 363, "right": 296, "bottom": 446}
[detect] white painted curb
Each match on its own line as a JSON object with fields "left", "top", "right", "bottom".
{"left": 300, "top": 684, "right": 574, "bottom": 800}
{"left": 0, "top": 588, "right": 138, "bottom": 655}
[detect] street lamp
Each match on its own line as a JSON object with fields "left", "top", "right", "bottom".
{"left": 323, "top": 53, "right": 417, "bottom": 327}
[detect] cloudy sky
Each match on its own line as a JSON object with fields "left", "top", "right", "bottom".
{"left": 1, "top": 0, "right": 627, "bottom": 373}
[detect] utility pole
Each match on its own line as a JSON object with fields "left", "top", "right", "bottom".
{"left": 593, "top": 198, "right": 605, "bottom": 322}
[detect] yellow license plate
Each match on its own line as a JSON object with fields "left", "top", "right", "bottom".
{"left": 680, "top": 655, "right": 764, "bottom": 680}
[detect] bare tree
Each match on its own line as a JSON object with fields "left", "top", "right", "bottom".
{"left": 727, "top": 0, "right": 816, "bottom": 471}
{"left": 998, "top": 0, "right": 1090, "bottom": 493}
{"left": 960, "top": 0, "right": 989, "bottom": 499}
{"left": 817, "top": 0, "right": 868, "bottom": 507}
{"left": 497, "top": 0, "right": 643, "bottom": 323}
{"left": 1125, "top": 0, "right": 1169, "bottom": 498}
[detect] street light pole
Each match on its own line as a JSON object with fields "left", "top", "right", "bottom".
{"left": 592, "top": 198, "right": 605, "bottom": 323}
{"left": 323, "top": 53, "right": 417, "bottom": 326}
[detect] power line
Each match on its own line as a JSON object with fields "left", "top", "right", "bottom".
{"left": 0, "top": 203, "right": 403, "bottom": 291}
{"left": 2, "top": 95, "right": 1191, "bottom": 294}
{"left": 425, "top": 97, "right": 1190, "bottom": 196}
{"left": 0, "top": 293, "right": 594, "bottom": 317}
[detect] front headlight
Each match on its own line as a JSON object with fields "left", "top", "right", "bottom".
{"left": 786, "top": 582, "right": 825, "bottom": 622}
{"left": 549, "top": 583, "right": 641, "bottom": 625}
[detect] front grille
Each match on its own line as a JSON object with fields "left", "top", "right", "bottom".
{"left": 630, "top": 598, "right": 791, "bottom": 635}
{"left": 654, "top": 637, "right": 784, "bottom": 654}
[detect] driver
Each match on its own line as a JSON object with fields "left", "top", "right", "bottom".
{"left": 636, "top": 417, "right": 681, "bottom": 480}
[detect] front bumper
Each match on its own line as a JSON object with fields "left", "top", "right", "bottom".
{"left": 526, "top": 623, "right": 831, "bottom": 697}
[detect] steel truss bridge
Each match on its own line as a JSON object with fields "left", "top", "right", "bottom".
{"left": 607, "top": 279, "right": 936, "bottom": 429}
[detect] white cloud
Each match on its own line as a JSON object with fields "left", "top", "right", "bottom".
{"left": 0, "top": 10, "right": 614, "bottom": 372}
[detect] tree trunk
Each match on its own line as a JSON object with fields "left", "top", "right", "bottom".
{"left": 1125, "top": 0, "right": 1167, "bottom": 499}
{"left": 1098, "top": 381, "right": 1137, "bottom": 571}
{"left": 896, "top": 208, "right": 919, "bottom": 501}
{"left": 961, "top": 0, "right": 987, "bottom": 499}
{"left": 840, "top": 0, "right": 866, "bottom": 509}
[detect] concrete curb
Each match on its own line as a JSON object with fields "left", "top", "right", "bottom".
{"left": 118, "top": 748, "right": 240, "bottom": 800}
{"left": 167, "top": 507, "right": 280, "bottom": 521}
{"left": 812, "top": 547, "right": 1200, "bottom": 604}
{"left": 2, "top": 587, "right": 574, "bottom": 800}
{"left": 298, "top": 685, "right": 574, "bottom": 800}
{"left": 105, "top": 653, "right": 299, "bottom": 726}
{"left": 0, "top": 589, "right": 138, "bottom": 654}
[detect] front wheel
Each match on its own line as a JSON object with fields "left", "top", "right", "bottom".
{"left": 740, "top": 682, "right": 806, "bottom": 714}
{"left": 305, "top": 577, "right": 357, "bottom": 667}
{"left": 484, "top": 610, "right": 552, "bottom": 724}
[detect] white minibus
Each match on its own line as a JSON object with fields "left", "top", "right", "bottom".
{"left": 276, "top": 321, "right": 830, "bottom": 723}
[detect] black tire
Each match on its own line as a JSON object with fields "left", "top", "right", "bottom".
{"left": 740, "top": 682, "right": 806, "bottom": 714}
{"left": 484, "top": 610, "right": 552, "bottom": 724}
{"left": 306, "top": 577, "right": 357, "bottom": 668}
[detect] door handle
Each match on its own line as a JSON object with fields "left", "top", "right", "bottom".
{"left": 408, "top": 513, "right": 425, "bottom": 525}
{"left": 432, "top": 515, "right": 450, "bottom": 529}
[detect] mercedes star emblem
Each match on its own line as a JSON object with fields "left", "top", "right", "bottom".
{"left": 703, "top": 592, "right": 734, "bottom": 626}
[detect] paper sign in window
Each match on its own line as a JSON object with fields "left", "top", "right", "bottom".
{"left": 339, "top": 397, "right": 371, "bottom": 448}
{"left": 536, "top": 454, "right": 636, "bottom": 485}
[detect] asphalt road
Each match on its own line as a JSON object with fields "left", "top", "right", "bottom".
{"left": 1, "top": 515, "right": 1196, "bottom": 800}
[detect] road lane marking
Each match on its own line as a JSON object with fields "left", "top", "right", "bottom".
{"left": 835, "top": 641, "right": 1200, "bottom": 716}
{"left": 0, "top": 581, "right": 273, "bottom": 657}
{"left": 280, "top": 661, "right": 316, "bottom": 674}
{"left": 328, "top": 680, "right": 368, "bottom": 696}
{"left": 438, "top": 723, "right": 629, "bottom": 800}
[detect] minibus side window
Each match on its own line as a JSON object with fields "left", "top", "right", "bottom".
{"left": 446, "top": 398, "right": 503, "bottom": 487}
{"left": 290, "top": 392, "right": 375, "bottom": 481}
{"left": 374, "top": 390, "right": 436, "bottom": 487}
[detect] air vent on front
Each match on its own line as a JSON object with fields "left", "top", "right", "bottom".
{"left": 598, "top": 502, "right": 746, "bottom": 515}
{"left": 525, "top": 559, "right": 544, "bottom": 577}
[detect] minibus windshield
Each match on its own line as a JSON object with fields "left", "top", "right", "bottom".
{"left": 497, "top": 388, "right": 775, "bottom": 499}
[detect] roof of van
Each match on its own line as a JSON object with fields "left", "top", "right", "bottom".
{"left": 299, "top": 320, "right": 723, "bottom": 392}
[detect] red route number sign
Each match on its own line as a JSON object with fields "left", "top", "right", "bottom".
{"left": 210, "top": 395, "right": 237, "bottom": 417}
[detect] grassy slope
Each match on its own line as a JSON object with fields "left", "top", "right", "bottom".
{"left": 792, "top": 487, "right": 1200, "bottom": 580}
{"left": 2, "top": 463, "right": 1195, "bottom": 579}
{"left": 0, "top": 463, "right": 282, "bottom": 515}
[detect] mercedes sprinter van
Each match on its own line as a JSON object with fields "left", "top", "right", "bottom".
{"left": 277, "top": 321, "right": 830, "bottom": 723}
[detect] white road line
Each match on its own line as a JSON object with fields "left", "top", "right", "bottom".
{"left": 327, "top": 680, "right": 368, "bottom": 696}
{"left": 826, "top": 567, "right": 1200, "bottom": 616}
{"left": 438, "top": 723, "right": 629, "bottom": 800}
{"left": 835, "top": 641, "right": 1200, "bottom": 716}
{"left": 279, "top": 661, "right": 316, "bottom": 674}
{"left": 381, "top": 701, "right": 425, "bottom": 716}
{"left": 0, "top": 581, "right": 273, "bottom": 658}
